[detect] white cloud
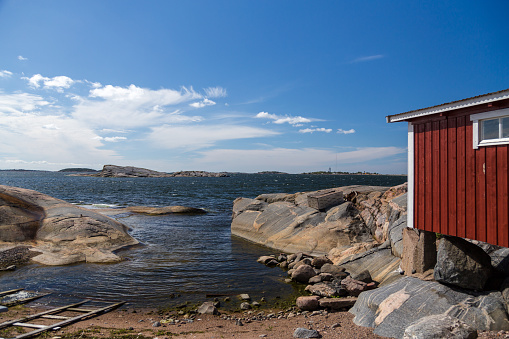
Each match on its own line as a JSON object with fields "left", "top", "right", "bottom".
{"left": 24, "top": 74, "right": 74, "bottom": 91}
{"left": 299, "top": 128, "right": 332, "bottom": 133}
{"left": 0, "top": 93, "right": 50, "bottom": 113}
{"left": 18, "top": 55, "right": 28, "bottom": 61}
{"left": 149, "top": 124, "right": 280, "bottom": 150}
{"left": 195, "top": 147, "right": 406, "bottom": 173}
{"left": 255, "top": 111, "right": 316, "bottom": 125}
{"left": 351, "top": 55, "right": 384, "bottom": 63}
{"left": 94, "top": 136, "right": 127, "bottom": 142}
{"left": 0, "top": 70, "right": 13, "bottom": 78}
{"left": 0, "top": 111, "right": 119, "bottom": 165}
{"left": 74, "top": 84, "right": 203, "bottom": 128}
{"left": 189, "top": 98, "right": 216, "bottom": 108}
{"left": 204, "top": 86, "right": 227, "bottom": 98}
{"left": 337, "top": 128, "right": 356, "bottom": 134}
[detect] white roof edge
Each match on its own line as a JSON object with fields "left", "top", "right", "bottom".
{"left": 387, "top": 89, "right": 509, "bottom": 123}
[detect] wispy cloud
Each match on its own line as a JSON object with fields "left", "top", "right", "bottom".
{"left": 337, "top": 128, "right": 356, "bottom": 134}
{"left": 256, "top": 111, "right": 319, "bottom": 125}
{"left": 299, "top": 128, "right": 332, "bottom": 133}
{"left": 0, "top": 70, "right": 13, "bottom": 78}
{"left": 204, "top": 86, "right": 227, "bottom": 98}
{"left": 94, "top": 136, "right": 127, "bottom": 142}
{"left": 190, "top": 98, "right": 216, "bottom": 108}
{"left": 351, "top": 55, "right": 384, "bottom": 63}
{"left": 18, "top": 55, "right": 28, "bottom": 61}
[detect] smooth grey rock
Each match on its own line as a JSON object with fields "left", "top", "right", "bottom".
{"left": 403, "top": 314, "right": 478, "bottom": 339}
{"left": 350, "top": 276, "right": 509, "bottom": 339}
{"left": 292, "top": 264, "right": 317, "bottom": 284}
{"left": 434, "top": 236, "right": 493, "bottom": 290}
{"left": 350, "top": 269, "right": 372, "bottom": 283}
{"left": 338, "top": 246, "right": 402, "bottom": 286}
{"left": 197, "top": 302, "right": 219, "bottom": 315}
{"left": 388, "top": 215, "right": 407, "bottom": 258}
{"left": 490, "top": 247, "right": 509, "bottom": 276}
{"left": 240, "top": 302, "right": 251, "bottom": 310}
{"left": 293, "top": 327, "right": 321, "bottom": 338}
{"left": 0, "top": 306, "right": 7, "bottom": 313}
{"left": 239, "top": 294, "right": 251, "bottom": 301}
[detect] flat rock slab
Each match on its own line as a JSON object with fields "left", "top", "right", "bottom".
{"left": 319, "top": 297, "right": 357, "bottom": 310}
{"left": 350, "top": 276, "right": 509, "bottom": 338}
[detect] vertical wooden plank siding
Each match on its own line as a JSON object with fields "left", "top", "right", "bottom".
{"left": 486, "top": 147, "right": 498, "bottom": 245}
{"left": 448, "top": 118, "right": 457, "bottom": 237}
{"left": 432, "top": 121, "right": 441, "bottom": 233}
{"left": 424, "top": 122, "right": 433, "bottom": 232}
{"left": 497, "top": 146, "right": 509, "bottom": 247}
{"left": 412, "top": 114, "right": 508, "bottom": 247}
{"left": 456, "top": 116, "right": 466, "bottom": 238}
{"left": 465, "top": 122, "right": 477, "bottom": 240}
{"left": 416, "top": 123, "right": 426, "bottom": 230}
{"left": 439, "top": 120, "right": 448, "bottom": 235}
{"left": 476, "top": 147, "right": 487, "bottom": 242}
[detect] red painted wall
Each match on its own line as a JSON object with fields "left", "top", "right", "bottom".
{"left": 412, "top": 104, "right": 509, "bottom": 247}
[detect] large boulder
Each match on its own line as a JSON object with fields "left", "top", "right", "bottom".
{"left": 350, "top": 276, "right": 509, "bottom": 338}
{"left": 434, "top": 236, "right": 493, "bottom": 290}
{"left": 0, "top": 185, "right": 138, "bottom": 265}
{"left": 231, "top": 185, "right": 400, "bottom": 256}
{"left": 291, "top": 264, "right": 317, "bottom": 284}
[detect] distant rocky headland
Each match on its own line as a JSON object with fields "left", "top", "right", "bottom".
{"left": 71, "top": 165, "right": 229, "bottom": 178}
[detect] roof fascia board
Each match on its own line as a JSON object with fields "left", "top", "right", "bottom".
{"left": 387, "top": 90, "right": 509, "bottom": 123}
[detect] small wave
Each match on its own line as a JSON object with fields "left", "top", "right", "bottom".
{"left": 79, "top": 203, "right": 123, "bottom": 209}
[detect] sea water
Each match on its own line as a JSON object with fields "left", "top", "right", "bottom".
{"left": 0, "top": 171, "right": 406, "bottom": 308}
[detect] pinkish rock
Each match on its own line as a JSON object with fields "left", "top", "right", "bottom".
{"left": 341, "top": 276, "right": 368, "bottom": 296}
{"left": 296, "top": 296, "right": 320, "bottom": 311}
{"left": 292, "top": 264, "right": 317, "bottom": 284}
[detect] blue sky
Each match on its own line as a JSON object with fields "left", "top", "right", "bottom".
{"left": 0, "top": 1, "right": 507, "bottom": 174}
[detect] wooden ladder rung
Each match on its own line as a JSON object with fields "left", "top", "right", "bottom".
{"left": 41, "top": 315, "right": 70, "bottom": 320}
{"left": 13, "top": 322, "right": 48, "bottom": 329}
{"left": 66, "top": 307, "right": 98, "bottom": 312}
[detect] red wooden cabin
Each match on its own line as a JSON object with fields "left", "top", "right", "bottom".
{"left": 387, "top": 89, "right": 509, "bottom": 247}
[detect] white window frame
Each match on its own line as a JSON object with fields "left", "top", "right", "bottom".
{"left": 470, "top": 108, "right": 509, "bottom": 149}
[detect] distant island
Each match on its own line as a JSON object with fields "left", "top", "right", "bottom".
{"left": 59, "top": 168, "right": 99, "bottom": 173}
{"left": 301, "top": 171, "right": 404, "bottom": 176}
{"left": 71, "top": 165, "right": 229, "bottom": 178}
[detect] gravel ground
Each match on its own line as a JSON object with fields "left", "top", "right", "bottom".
{"left": 0, "top": 246, "right": 38, "bottom": 269}
{"left": 0, "top": 306, "right": 384, "bottom": 339}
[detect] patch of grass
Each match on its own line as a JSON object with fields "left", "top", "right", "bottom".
{"left": 110, "top": 327, "right": 136, "bottom": 335}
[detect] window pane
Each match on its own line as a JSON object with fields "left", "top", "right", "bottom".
{"left": 503, "top": 117, "right": 509, "bottom": 138}
{"left": 482, "top": 119, "right": 499, "bottom": 140}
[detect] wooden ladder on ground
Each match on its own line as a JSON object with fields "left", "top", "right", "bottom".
{"left": 0, "top": 300, "right": 125, "bottom": 339}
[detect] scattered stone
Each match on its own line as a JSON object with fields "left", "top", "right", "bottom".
{"left": 240, "top": 302, "right": 251, "bottom": 310}
{"left": 434, "top": 235, "right": 493, "bottom": 290}
{"left": 197, "top": 302, "right": 219, "bottom": 315}
{"left": 152, "top": 321, "right": 161, "bottom": 327}
{"left": 257, "top": 255, "right": 279, "bottom": 266}
{"left": 292, "top": 264, "right": 317, "bottom": 284}
{"left": 293, "top": 327, "right": 322, "bottom": 338}
{"left": 296, "top": 296, "right": 320, "bottom": 311}
{"left": 310, "top": 311, "right": 322, "bottom": 316}
{"left": 278, "top": 254, "right": 287, "bottom": 262}
{"left": 341, "top": 276, "right": 368, "bottom": 296}
{"left": 252, "top": 301, "right": 260, "bottom": 307}
{"left": 224, "top": 297, "right": 230, "bottom": 302}
{"left": 305, "top": 282, "right": 347, "bottom": 298}
{"left": 311, "top": 256, "right": 333, "bottom": 269}
{"left": 308, "top": 275, "right": 322, "bottom": 284}
{"left": 350, "top": 269, "right": 372, "bottom": 283}
{"left": 331, "top": 323, "right": 341, "bottom": 329}
{"left": 403, "top": 314, "right": 478, "bottom": 339}
{"left": 235, "top": 319, "right": 243, "bottom": 326}
{"left": 320, "top": 263, "right": 347, "bottom": 279}
{"left": 239, "top": 294, "right": 251, "bottom": 301}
